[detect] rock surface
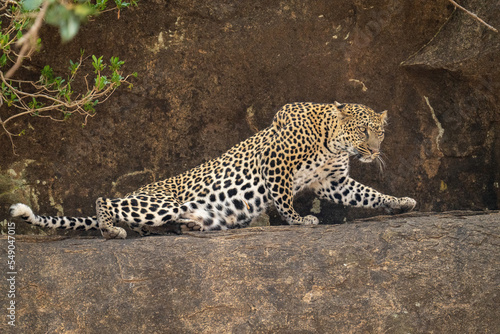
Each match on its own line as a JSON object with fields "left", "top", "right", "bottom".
{"left": 1, "top": 211, "right": 499, "bottom": 333}
{"left": 0, "top": 1, "right": 499, "bottom": 236}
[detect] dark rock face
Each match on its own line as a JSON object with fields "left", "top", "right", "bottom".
{"left": 1, "top": 212, "right": 499, "bottom": 333}
{"left": 0, "top": 0, "right": 499, "bottom": 235}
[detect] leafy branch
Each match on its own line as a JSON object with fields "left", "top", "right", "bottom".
{"left": 0, "top": 0, "right": 139, "bottom": 151}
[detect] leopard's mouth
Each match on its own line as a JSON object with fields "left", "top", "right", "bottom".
{"left": 358, "top": 155, "right": 375, "bottom": 163}
{"left": 353, "top": 148, "right": 376, "bottom": 163}
{"left": 345, "top": 146, "right": 376, "bottom": 163}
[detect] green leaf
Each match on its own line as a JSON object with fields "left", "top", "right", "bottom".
{"left": 7, "top": 93, "right": 19, "bottom": 106}
{"left": 60, "top": 14, "right": 81, "bottom": 42}
{"left": 28, "top": 97, "right": 44, "bottom": 110}
{"left": 45, "top": 2, "right": 94, "bottom": 43}
{"left": 40, "top": 65, "right": 54, "bottom": 83}
{"left": 84, "top": 99, "right": 99, "bottom": 112}
{"left": 73, "top": 4, "right": 95, "bottom": 18}
{"left": 0, "top": 34, "right": 9, "bottom": 46}
{"left": 88, "top": 0, "right": 109, "bottom": 11}
{"left": 109, "top": 56, "right": 125, "bottom": 71}
{"left": 95, "top": 75, "right": 109, "bottom": 90}
{"left": 45, "top": 4, "right": 67, "bottom": 26}
{"left": 92, "top": 55, "right": 104, "bottom": 73}
{"left": 22, "top": 0, "right": 43, "bottom": 11}
{"left": 111, "top": 71, "right": 123, "bottom": 85}
{"left": 0, "top": 54, "right": 7, "bottom": 67}
{"left": 68, "top": 59, "right": 79, "bottom": 74}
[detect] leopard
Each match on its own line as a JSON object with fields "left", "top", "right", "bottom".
{"left": 9, "top": 102, "right": 416, "bottom": 239}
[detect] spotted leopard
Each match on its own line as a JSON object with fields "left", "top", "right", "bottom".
{"left": 10, "top": 102, "right": 416, "bottom": 239}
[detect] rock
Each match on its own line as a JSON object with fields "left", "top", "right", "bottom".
{"left": 0, "top": 1, "right": 498, "bottom": 232}
{"left": 2, "top": 211, "right": 499, "bottom": 333}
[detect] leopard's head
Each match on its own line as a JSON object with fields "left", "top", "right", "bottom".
{"left": 334, "top": 102, "right": 387, "bottom": 163}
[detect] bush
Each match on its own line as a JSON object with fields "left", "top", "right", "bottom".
{"left": 0, "top": 0, "right": 138, "bottom": 151}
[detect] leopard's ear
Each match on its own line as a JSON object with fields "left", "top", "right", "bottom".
{"left": 379, "top": 110, "right": 388, "bottom": 124}
{"left": 334, "top": 101, "right": 345, "bottom": 109}
{"left": 333, "top": 101, "right": 347, "bottom": 120}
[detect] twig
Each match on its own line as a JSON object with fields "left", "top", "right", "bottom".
{"left": 5, "top": 0, "right": 50, "bottom": 78}
{"left": 0, "top": 70, "right": 133, "bottom": 126}
{"left": 0, "top": 117, "right": 17, "bottom": 151}
{"left": 0, "top": 0, "right": 18, "bottom": 12}
{"left": 448, "top": 0, "right": 498, "bottom": 33}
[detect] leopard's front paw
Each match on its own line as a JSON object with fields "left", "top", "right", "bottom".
{"left": 293, "top": 215, "right": 319, "bottom": 225}
{"left": 399, "top": 197, "right": 417, "bottom": 212}
{"left": 385, "top": 197, "right": 417, "bottom": 214}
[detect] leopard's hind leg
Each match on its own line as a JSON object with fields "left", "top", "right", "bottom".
{"left": 96, "top": 194, "right": 184, "bottom": 239}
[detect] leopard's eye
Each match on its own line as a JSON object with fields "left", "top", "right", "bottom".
{"left": 358, "top": 126, "right": 368, "bottom": 134}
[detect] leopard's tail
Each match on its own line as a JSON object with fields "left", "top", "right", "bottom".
{"left": 9, "top": 203, "right": 98, "bottom": 231}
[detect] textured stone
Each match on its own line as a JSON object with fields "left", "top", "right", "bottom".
{"left": 0, "top": 0, "right": 498, "bottom": 235}
{"left": 1, "top": 212, "right": 498, "bottom": 333}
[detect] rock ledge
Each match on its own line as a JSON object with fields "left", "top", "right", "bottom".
{"left": 2, "top": 211, "right": 499, "bottom": 333}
